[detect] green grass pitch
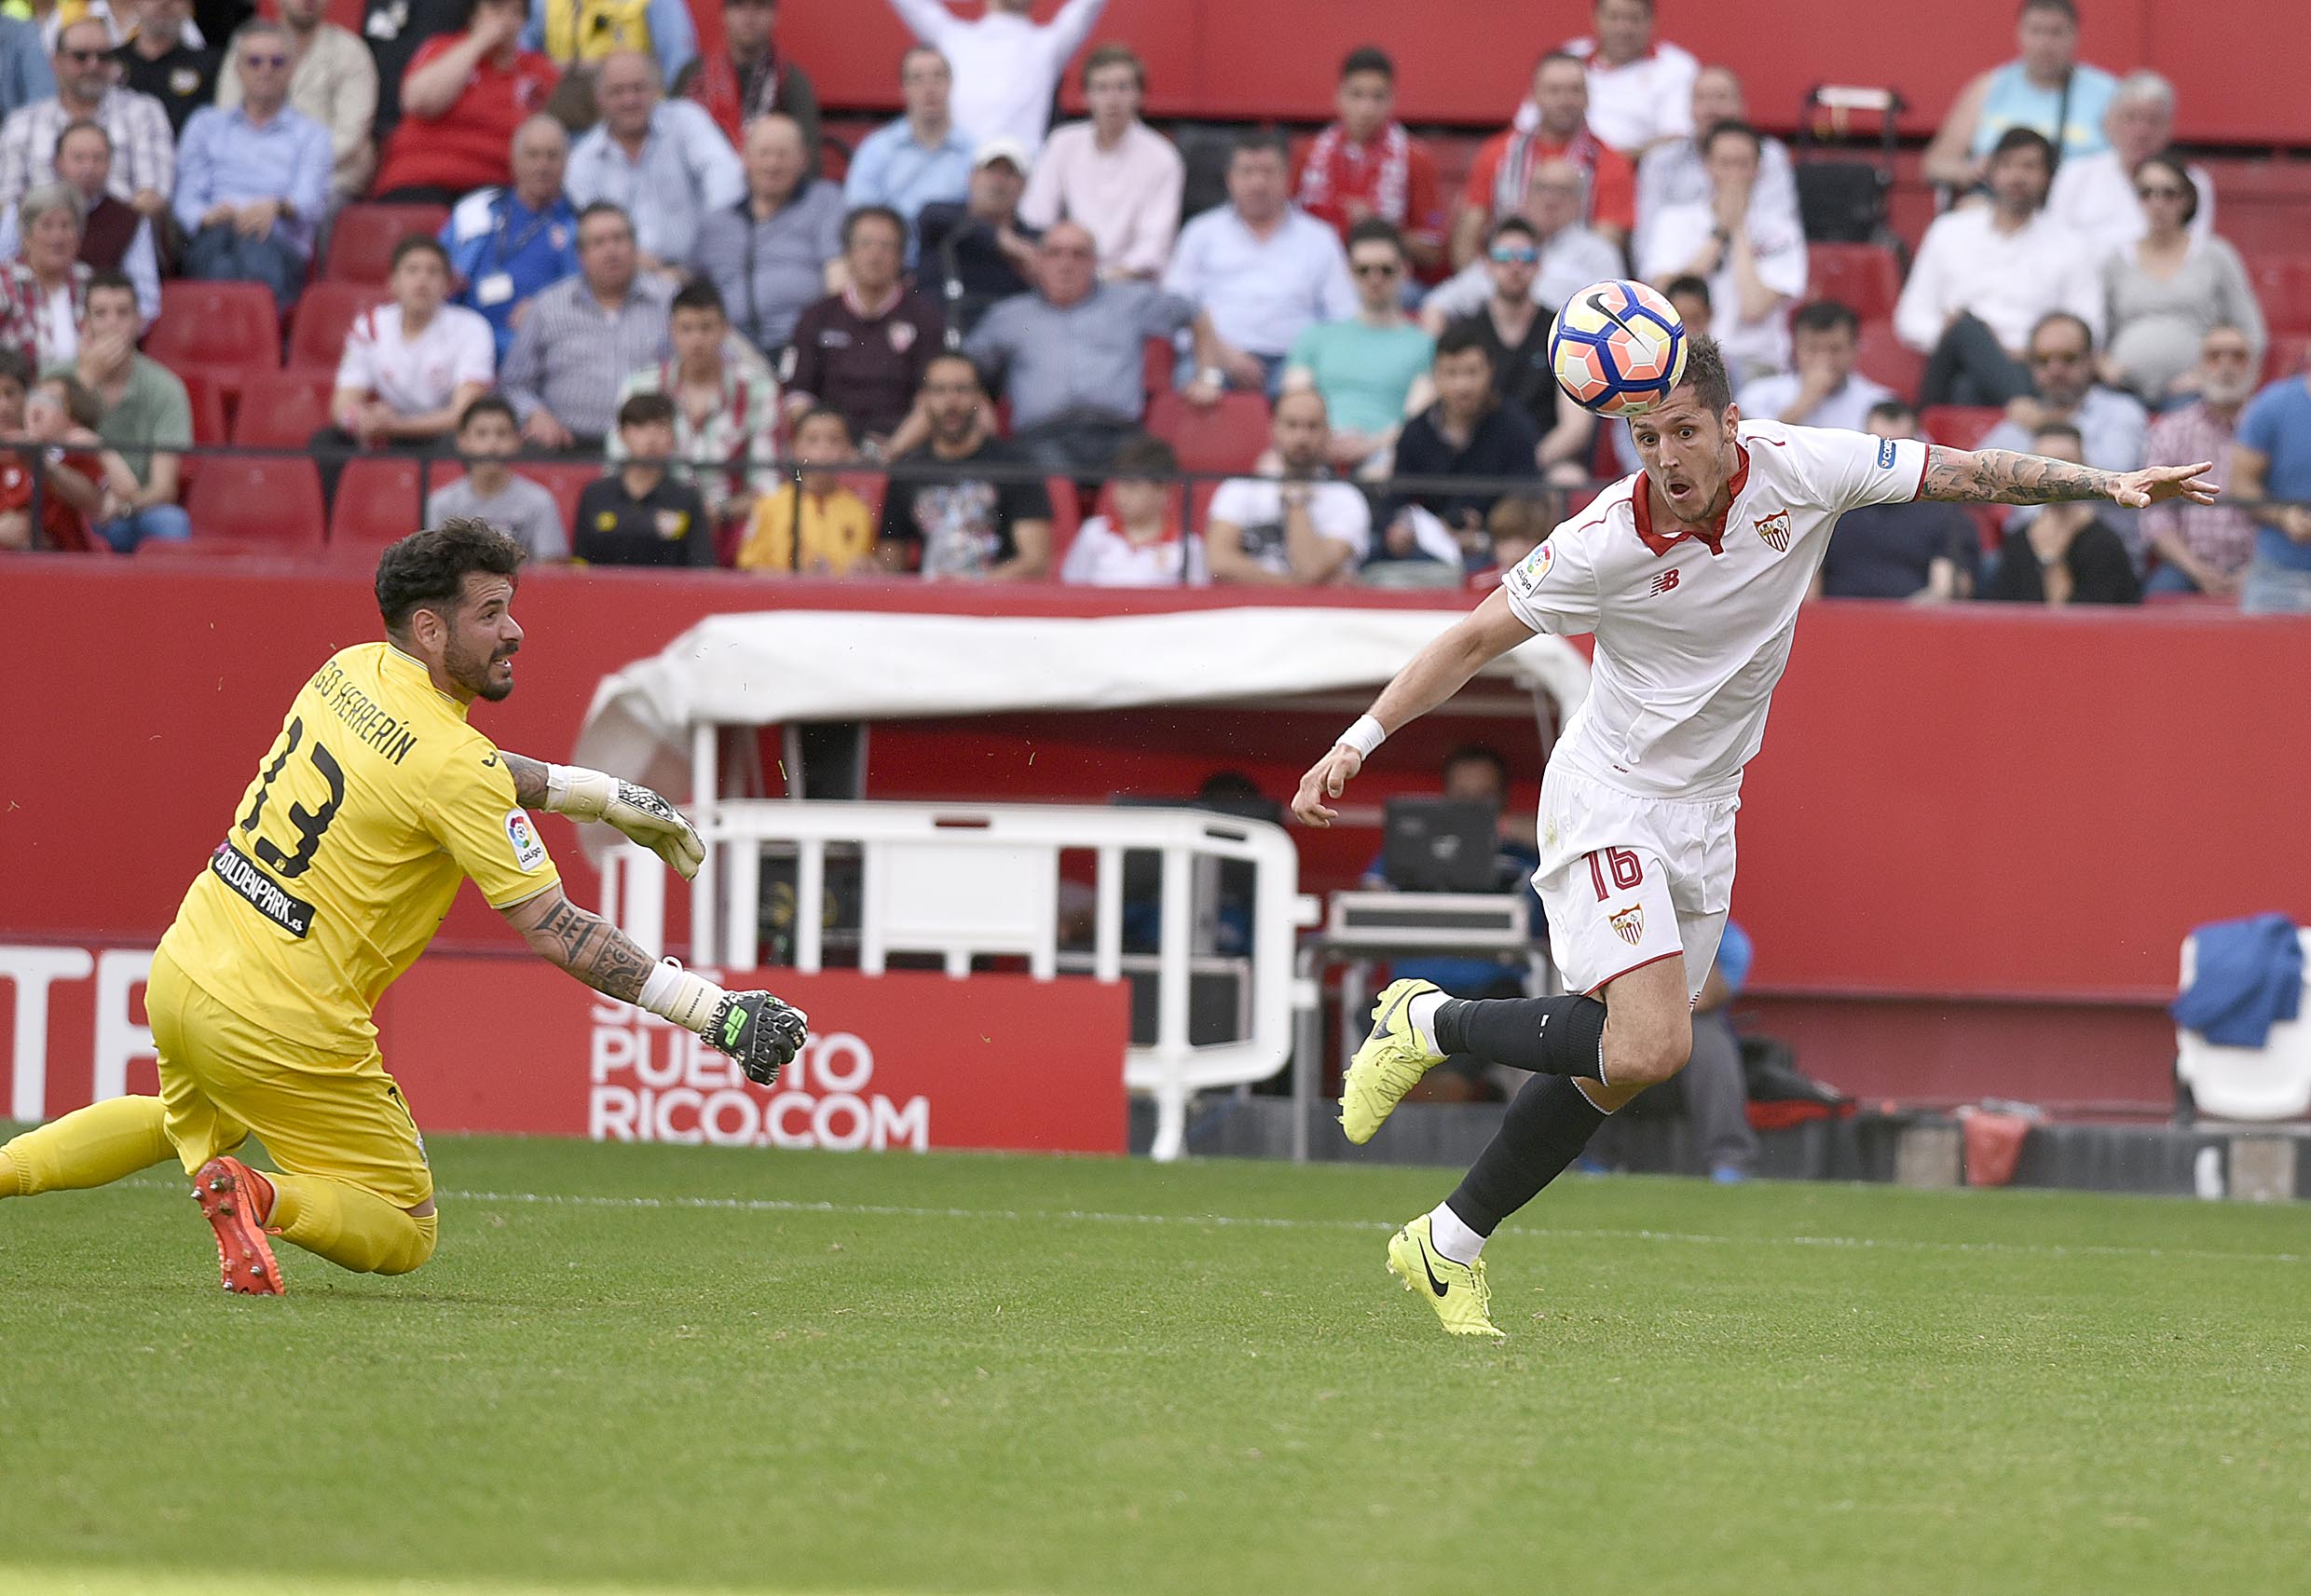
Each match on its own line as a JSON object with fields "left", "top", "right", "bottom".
{"left": 5, "top": 1130, "right": 2309, "bottom": 1596}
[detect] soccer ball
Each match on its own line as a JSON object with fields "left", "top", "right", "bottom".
{"left": 1548, "top": 279, "right": 1689, "bottom": 417}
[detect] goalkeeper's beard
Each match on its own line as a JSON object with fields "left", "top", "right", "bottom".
{"left": 448, "top": 634, "right": 519, "bottom": 703}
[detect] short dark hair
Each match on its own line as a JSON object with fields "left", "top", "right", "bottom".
{"left": 1487, "top": 491, "right": 1556, "bottom": 543}
{"left": 1443, "top": 743, "right": 1509, "bottom": 789}
{"left": 2029, "top": 309, "right": 2095, "bottom": 354}
{"left": 670, "top": 277, "right": 727, "bottom": 318}
{"left": 791, "top": 404, "right": 854, "bottom": 443}
{"left": 83, "top": 268, "right": 137, "bottom": 309}
{"left": 617, "top": 391, "right": 677, "bottom": 430}
{"left": 1866, "top": 399, "right": 1918, "bottom": 429}
{"left": 1701, "top": 120, "right": 1762, "bottom": 160}
{"left": 1793, "top": 299, "right": 1859, "bottom": 337}
{"left": 922, "top": 349, "right": 979, "bottom": 391}
{"left": 1990, "top": 127, "right": 2056, "bottom": 169}
{"left": 390, "top": 234, "right": 449, "bottom": 273}
{"left": 1665, "top": 274, "right": 1713, "bottom": 310}
{"left": 1345, "top": 216, "right": 1402, "bottom": 256}
{"left": 41, "top": 372, "right": 101, "bottom": 430}
{"left": 375, "top": 519, "right": 525, "bottom": 635}
{"left": 1232, "top": 126, "right": 1290, "bottom": 165}
{"left": 1486, "top": 215, "right": 1538, "bottom": 248}
{"left": 52, "top": 117, "right": 107, "bottom": 160}
{"left": 2020, "top": 0, "right": 2076, "bottom": 20}
{"left": 0, "top": 346, "right": 31, "bottom": 390}
{"left": 1433, "top": 320, "right": 1494, "bottom": 364}
{"left": 2133, "top": 150, "right": 2199, "bottom": 225}
{"left": 1111, "top": 435, "right": 1178, "bottom": 479}
{"left": 841, "top": 203, "right": 905, "bottom": 250}
{"left": 1081, "top": 41, "right": 1143, "bottom": 91}
{"left": 575, "top": 200, "right": 634, "bottom": 237}
{"left": 2033, "top": 420, "right": 2085, "bottom": 450}
{"left": 1533, "top": 48, "right": 1585, "bottom": 79}
{"left": 1672, "top": 334, "right": 1733, "bottom": 416}
{"left": 1340, "top": 46, "right": 1393, "bottom": 83}
{"left": 458, "top": 394, "right": 518, "bottom": 431}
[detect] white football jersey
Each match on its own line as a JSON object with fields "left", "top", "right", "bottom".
{"left": 1501, "top": 421, "right": 1931, "bottom": 798}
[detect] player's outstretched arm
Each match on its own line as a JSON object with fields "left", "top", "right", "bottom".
{"left": 1292, "top": 587, "right": 1538, "bottom": 828}
{"left": 500, "top": 886, "right": 808, "bottom": 1084}
{"left": 499, "top": 753, "right": 706, "bottom": 880}
{"left": 1919, "top": 446, "right": 2220, "bottom": 511}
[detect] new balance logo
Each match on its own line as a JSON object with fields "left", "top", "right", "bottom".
{"left": 1649, "top": 569, "right": 1680, "bottom": 596}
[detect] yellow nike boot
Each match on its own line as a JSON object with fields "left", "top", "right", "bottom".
{"left": 1385, "top": 1213, "right": 1501, "bottom": 1338}
{"left": 1340, "top": 978, "right": 1443, "bottom": 1144}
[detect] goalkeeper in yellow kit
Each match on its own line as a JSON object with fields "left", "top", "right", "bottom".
{"left": 0, "top": 521, "right": 805, "bottom": 1293}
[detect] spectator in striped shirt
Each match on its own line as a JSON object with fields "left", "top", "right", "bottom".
{"left": 500, "top": 200, "right": 674, "bottom": 452}
{"left": 2140, "top": 325, "right": 2260, "bottom": 597}
{"left": 1292, "top": 48, "right": 1446, "bottom": 281}
{"left": 1450, "top": 49, "right": 1632, "bottom": 268}
{"left": 610, "top": 276, "right": 778, "bottom": 534}
{"left": 0, "top": 19, "right": 171, "bottom": 221}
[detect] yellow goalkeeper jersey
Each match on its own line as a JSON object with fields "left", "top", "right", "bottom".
{"left": 157, "top": 642, "right": 562, "bottom": 1053}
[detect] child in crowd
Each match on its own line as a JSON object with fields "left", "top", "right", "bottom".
{"left": 736, "top": 406, "right": 878, "bottom": 576}
{"left": 0, "top": 363, "right": 107, "bottom": 552}
{"left": 572, "top": 393, "right": 717, "bottom": 567}
{"left": 1470, "top": 489, "right": 1557, "bottom": 590}
{"left": 1059, "top": 437, "right": 1205, "bottom": 587}
{"left": 427, "top": 396, "right": 570, "bottom": 561}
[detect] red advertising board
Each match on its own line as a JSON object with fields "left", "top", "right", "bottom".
{"left": 2, "top": 947, "right": 1130, "bottom": 1156}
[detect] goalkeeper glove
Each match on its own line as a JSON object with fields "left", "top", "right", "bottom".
{"left": 638, "top": 961, "right": 810, "bottom": 1086}
{"left": 542, "top": 765, "right": 706, "bottom": 880}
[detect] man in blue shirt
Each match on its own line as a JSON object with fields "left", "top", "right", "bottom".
{"left": 171, "top": 22, "right": 333, "bottom": 311}
{"left": 2233, "top": 360, "right": 2311, "bottom": 615}
{"left": 0, "top": 17, "right": 52, "bottom": 122}
{"left": 442, "top": 114, "right": 583, "bottom": 361}
{"left": 842, "top": 45, "right": 973, "bottom": 256}
{"left": 567, "top": 50, "right": 745, "bottom": 278}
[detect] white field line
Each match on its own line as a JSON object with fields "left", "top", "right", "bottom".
{"left": 118, "top": 1178, "right": 2305, "bottom": 1266}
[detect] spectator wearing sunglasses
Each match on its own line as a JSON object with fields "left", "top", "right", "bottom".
{"left": 1419, "top": 157, "right": 1620, "bottom": 332}
{"left": 1975, "top": 309, "right": 2149, "bottom": 561}
{"left": 1427, "top": 217, "right": 1593, "bottom": 484}
{"left": 0, "top": 18, "right": 171, "bottom": 219}
{"left": 1281, "top": 217, "right": 1433, "bottom": 475}
{"left": 2099, "top": 150, "right": 2263, "bottom": 406}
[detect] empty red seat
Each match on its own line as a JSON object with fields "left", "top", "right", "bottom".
{"left": 232, "top": 370, "right": 335, "bottom": 447}
{"left": 327, "top": 456, "right": 430, "bottom": 551}
{"left": 2245, "top": 253, "right": 2311, "bottom": 335}
{"left": 286, "top": 281, "right": 390, "bottom": 374}
{"left": 1854, "top": 319, "right": 1923, "bottom": 405}
{"left": 1146, "top": 389, "right": 1270, "bottom": 477}
{"left": 323, "top": 202, "right": 451, "bottom": 283}
{"left": 1042, "top": 474, "right": 1081, "bottom": 567}
{"left": 1805, "top": 243, "right": 1904, "bottom": 323}
{"left": 2264, "top": 332, "right": 2310, "bottom": 385}
{"left": 1920, "top": 404, "right": 2003, "bottom": 449}
{"left": 144, "top": 281, "right": 280, "bottom": 400}
{"left": 184, "top": 457, "right": 326, "bottom": 554}
{"left": 1142, "top": 335, "right": 1174, "bottom": 399}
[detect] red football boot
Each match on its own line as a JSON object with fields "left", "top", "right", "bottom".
{"left": 191, "top": 1156, "right": 285, "bottom": 1295}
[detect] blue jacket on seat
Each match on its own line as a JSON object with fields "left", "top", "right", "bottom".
{"left": 2173, "top": 914, "right": 2304, "bottom": 1048}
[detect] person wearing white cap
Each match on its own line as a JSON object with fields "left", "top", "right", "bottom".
{"left": 884, "top": 0, "right": 1106, "bottom": 156}
{"left": 842, "top": 42, "right": 973, "bottom": 257}
{"left": 916, "top": 136, "right": 1039, "bottom": 336}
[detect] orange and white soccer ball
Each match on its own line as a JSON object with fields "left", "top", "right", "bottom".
{"left": 1548, "top": 279, "right": 1689, "bottom": 417}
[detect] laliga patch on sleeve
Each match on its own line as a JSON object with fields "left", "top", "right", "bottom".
{"left": 1877, "top": 437, "right": 1898, "bottom": 470}
{"left": 1504, "top": 540, "right": 1554, "bottom": 598}
{"left": 504, "top": 809, "right": 549, "bottom": 872}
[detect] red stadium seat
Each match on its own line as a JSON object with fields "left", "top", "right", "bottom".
{"left": 327, "top": 456, "right": 430, "bottom": 551}
{"left": 144, "top": 281, "right": 280, "bottom": 400}
{"left": 1146, "top": 389, "right": 1270, "bottom": 476}
{"left": 2244, "top": 253, "right": 2311, "bottom": 335}
{"left": 183, "top": 457, "right": 326, "bottom": 553}
{"left": 1805, "top": 243, "right": 1903, "bottom": 323}
{"left": 2264, "top": 332, "right": 2311, "bottom": 385}
{"left": 323, "top": 202, "right": 453, "bottom": 283}
{"left": 1043, "top": 474, "right": 1081, "bottom": 566}
{"left": 286, "top": 282, "right": 390, "bottom": 374}
{"left": 175, "top": 370, "right": 228, "bottom": 493}
{"left": 231, "top": 370, "right": 335, "bottom": 447}
{"left": 1142, "top": 335, "right": 1173, "bottom": 400}
{"left": 1920, "top": 404, "right": 2003, "bottom": 449}
{"left": 514, "top": 460, "right": 602, "bottom": 531}
{"left": 1854, "top": 320, "right": 1923, "bottom": 404}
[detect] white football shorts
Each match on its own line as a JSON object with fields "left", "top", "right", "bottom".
{"left": 1531, "top": 763, "right": 1739, "bottom": 1003}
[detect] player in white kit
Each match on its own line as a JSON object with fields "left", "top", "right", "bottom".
{"left": 1292, "top": 336, "right": 2218, "bottom": 1337}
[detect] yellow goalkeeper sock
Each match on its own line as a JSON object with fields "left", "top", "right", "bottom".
{"left": 267, "top": 1173, "right": 438, "bottom": 1275}
{"left": 0, "top": 1096, "right": 173, "bottom": 1198}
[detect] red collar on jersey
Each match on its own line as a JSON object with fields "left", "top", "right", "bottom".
{"left": 1632, "top": 441, "right": 1751, "bottom": 557}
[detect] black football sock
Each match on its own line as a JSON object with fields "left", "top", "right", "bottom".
{"left": 1444, "top": 1074, "right": 1610, "bottom": 1236}
{"left": 1431, "top": 994, "right": 1607, "bottom": 1079}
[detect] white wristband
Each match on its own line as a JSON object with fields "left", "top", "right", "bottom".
{"left": 1337, "top": 715, "right": 1387, "bottom": 758}
{"left": 638, "top": 958, "right": 728, "bottom": 1032}
{"left": 543, "top": 763, "right": 615, "bottom": 822}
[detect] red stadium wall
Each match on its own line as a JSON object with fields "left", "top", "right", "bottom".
{"left": 5, "top": 561, "right": 2308, "bottom": 1111}
{"left": 787, "top": 0, "right": 2311, "bottom": 147}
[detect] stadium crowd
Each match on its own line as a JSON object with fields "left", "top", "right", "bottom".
{"left": 0, "top": 0, "right": 2304, "bottom": 609}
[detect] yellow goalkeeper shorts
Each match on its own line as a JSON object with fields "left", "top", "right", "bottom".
{"left": 147, "top": 948, "right": 433, "bottom": 1210}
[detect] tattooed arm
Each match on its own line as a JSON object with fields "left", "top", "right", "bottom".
{"left": 1919, "top": 446, "right": 2221, "bottom": 511}
{"left": 499, "top": 884, "right": 656, "bottom": 1003}
{"left": 498, "top": 751, "right": 551, "bottom": 810}
{"left": 495, "top": 752, "right": 704, "bottom": 878}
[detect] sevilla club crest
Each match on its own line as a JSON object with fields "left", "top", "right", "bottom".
{"left": 1609, "top": 906, "right": 1645, "bottom": 946}
{"left": 1754, "top": 510, "right": 1792, "bottom": 552}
